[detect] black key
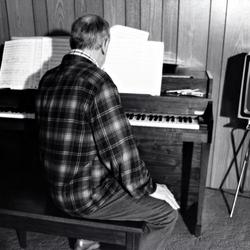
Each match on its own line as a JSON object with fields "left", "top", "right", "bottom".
{"left": 148, "top": 115, "right": 154, "bottom": 121}
{"left": 165, "top": 116, "right": 170, "bottom": 122}
{"left": 153, "top": 115, "right": 159, "bottom": 121}
{"left": 136, "top": 114, "right": 141, "bottom": 120}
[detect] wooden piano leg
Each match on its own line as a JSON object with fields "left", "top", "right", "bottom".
{"left": 195, "top": 142, "right": 211, "bottom": 237}
{"left": 181, "top": 142, "right": 193, "bottom": 214}
{"left": 16, "top": 230, "right": 27, "bottom": 249}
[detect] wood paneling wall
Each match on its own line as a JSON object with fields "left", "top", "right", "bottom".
{"left": 1, "top": 0, "right": 250, "bottom": 190}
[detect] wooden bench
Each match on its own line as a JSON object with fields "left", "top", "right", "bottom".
{"left": 0, "top": 176, "right": 145, "bottom": 250}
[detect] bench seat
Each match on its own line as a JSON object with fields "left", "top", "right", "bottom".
{"left": 0, "top": 180, "right": 145, "bottom": 250}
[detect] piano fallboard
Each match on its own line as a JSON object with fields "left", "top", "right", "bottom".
{"left": 120, "top": 93, "right": 210, "bottom": 116}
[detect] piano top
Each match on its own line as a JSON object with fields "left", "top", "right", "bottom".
{"left": 161, "top": 67, "right": 212, "bottom": 99}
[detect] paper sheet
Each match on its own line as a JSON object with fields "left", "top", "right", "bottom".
{"left": 0, "top": 37, "right": 69, "bottom": 89}
{"left": 104, "top": 26, "right": 164, "bottom": 95}
{"left": 0, "top": 39, "right": 44, "bottom": 89}
{"left": 110, "top": 25, "right": 149, "bottom": 41}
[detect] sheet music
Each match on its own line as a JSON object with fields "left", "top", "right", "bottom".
{"left": 110, "top": 25, "right": 149, "bottom": 41}
{"left": 0, "top": 25, "right": 164, "bottom": 93}
{"left": 0, "top": 37, "right": 69, "bottom": 89}
{"left": 48, "top": 37, "right": 70, "bottom": 69}
{"left": 11, "top": 36, "right": 52, "bottom": 81}
{"left": 103, "top": 29, "right": 164, "bottom": 95}
{"left": 0, "top": 39, "right": 44, "bottom": 89}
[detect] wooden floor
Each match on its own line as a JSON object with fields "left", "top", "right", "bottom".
{"left": 1, "top": 188, "right": 250, "bottom": 250}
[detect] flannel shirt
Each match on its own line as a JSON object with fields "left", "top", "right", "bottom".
{"left": 36, "top": 52, "right": 155, "bottom": 216}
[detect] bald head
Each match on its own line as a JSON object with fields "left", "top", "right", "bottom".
{"left": 70, "top": 14, "right": 110, "bottom": 51}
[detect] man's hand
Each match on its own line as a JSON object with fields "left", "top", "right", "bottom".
{"left": 149, "top": 183, "right": 180, "bottom": 210}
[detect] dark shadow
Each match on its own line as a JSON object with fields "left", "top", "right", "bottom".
{"left": 181, "top": 203, "right": 197, "bottom": 235}
{"left": 24, "top": 30, "right": 70, "bottom": 89}
{"left": 46, "top": 29, "right": 70, "bottom": 37}
{"left": 220, "top": 189, "right": 233, "bottom": 215}
{"left": 0, "top": 43, "right": 4, "bottom": 67}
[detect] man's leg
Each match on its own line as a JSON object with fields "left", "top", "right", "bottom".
{"left": 82, "top": 189, "right": 178, "bottom": 250}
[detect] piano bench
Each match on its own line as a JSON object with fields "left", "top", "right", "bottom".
{"left": 0, "top": 185, "right": 145, "bottom": 250}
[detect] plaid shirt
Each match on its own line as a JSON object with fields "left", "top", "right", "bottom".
{"left": 36, "top": 53, "right": 155, "bottom": 216}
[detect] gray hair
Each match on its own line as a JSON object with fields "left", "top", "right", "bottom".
{"left": 70, "top": 14, "right": 110, "bottom": 50}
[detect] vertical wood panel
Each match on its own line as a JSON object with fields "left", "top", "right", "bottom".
{"left": 141, "top": 0, "right": 163, "bottom": 41}
{"left": 6, "top": 0, "right": 35, "bottom": 37}
{"left": 210, "top": 0, "right": 250, "bottom": 189}
{"left": 46, "top": 0, "right": 75, "bottom": 34}
{"left": 75, "top": 0, "right": 104, "bottom": 18}
{"left": 125, "top": 0, "right": 140, "bottom": 29}
{"left": 162, "top": 0, "right": 178, "bottom": 61}
{"left": 32, "top": 0, "right": 49, "bottom": 36}
{"left": 103, "top": 0, "right": 125, "bottom": 26}
{"left": 206, "top": 0, "right": 227, "bottom": 187}
{"left": 178, "top": 0, "right": 210, "bottom": 69}
{"left": 0, "top": 0, "right": 9, "bottom": 43}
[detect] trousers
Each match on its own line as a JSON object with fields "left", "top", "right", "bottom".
{"left": 83, "top": 188, "right": 178, "bottom": 250}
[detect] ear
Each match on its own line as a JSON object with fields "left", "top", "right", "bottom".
{"left": 101, "top": 38, "right": 109, "bottom": 55}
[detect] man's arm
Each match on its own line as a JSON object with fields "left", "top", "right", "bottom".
{"left": 90, "top": 76, "right": 155, "bottom": 198}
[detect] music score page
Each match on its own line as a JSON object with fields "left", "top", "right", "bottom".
{"left": 103, "top": 25, "right": 164, "bottom": 96}
{"left": 0, "top": 37, "right": 69, "bottom": 89}
{"left": 0, "top": 39, "right": 45, "bottom": 89}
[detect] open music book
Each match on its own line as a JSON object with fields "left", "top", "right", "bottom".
{"left": 0, "top": 25, "right": 164, "bottom": 95}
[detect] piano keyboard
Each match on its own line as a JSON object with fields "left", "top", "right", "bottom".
{"left": 0, "top": 111, "right": 35, "bottom": 119}
{"left": 0, "top": 111, "right": 200, "bottom": 130}
{"left": 125, "top": 112, "right": 199, "bottom": 130}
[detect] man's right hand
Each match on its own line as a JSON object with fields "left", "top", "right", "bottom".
{"left": 149, "top": 183, "right": 180, "bottom": 210}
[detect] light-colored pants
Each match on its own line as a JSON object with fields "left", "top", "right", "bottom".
{"left": 82, "top": 188, "right": 178, "bottom": 250}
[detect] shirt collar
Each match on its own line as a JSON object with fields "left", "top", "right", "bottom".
{"left": 69, "top": 49, "right": 99, "bottom": 67}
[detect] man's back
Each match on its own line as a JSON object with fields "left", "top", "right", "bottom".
{"left": 36, "top": 54, "right": 122, "bottom": 215}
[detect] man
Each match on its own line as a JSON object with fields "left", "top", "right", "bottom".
{"left": 36, "top": 14, "right": 179, "bottom": 250}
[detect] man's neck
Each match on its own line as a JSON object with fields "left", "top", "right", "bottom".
{"left": 70, "top": 49, "right": 100, "bottom": 67}
{"left": 83, "top": 49, "right": 100, "bottom": 66}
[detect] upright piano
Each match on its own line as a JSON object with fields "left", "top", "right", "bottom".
{"left": 0, "top": 66, "right": 213, "bottom": 236}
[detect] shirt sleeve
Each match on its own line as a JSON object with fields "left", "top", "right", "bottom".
{"left": 90, "top": 76, "right": 155, "bottom": 198}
